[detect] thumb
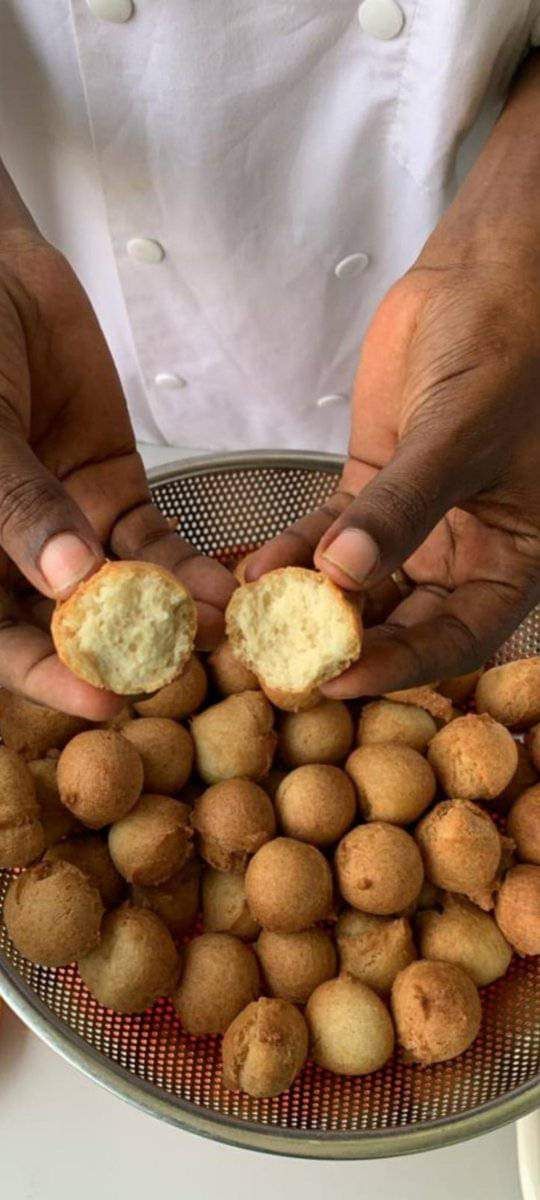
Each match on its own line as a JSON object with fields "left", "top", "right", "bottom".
{"left": 0, "top": 425, "right": 104, "bottom": 598}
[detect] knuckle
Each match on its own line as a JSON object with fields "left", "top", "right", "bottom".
{"left": 436, "top": 612, "right": 482, "bottom": 671}
{"left": 0, "top": 469, "right": 65, "bottom": 542}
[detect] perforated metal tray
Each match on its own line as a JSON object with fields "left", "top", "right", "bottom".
{"left": 0, "top": 451, "right": 538, "bottom": 1158}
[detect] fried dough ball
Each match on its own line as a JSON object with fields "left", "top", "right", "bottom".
{"left": 427, "top": 714, "right": 518, "bottom": 800}
{"left": 527, "top": 724, "right": 540, "bottom": 773}
{"left": 255, "top": 928, "right": 337, "bottom": 1004}
{"left": 335, "top": 823, "right": 424, "bottom": 915}
{"left": 279, "top": 700, "right": 353, "bottom": 767}
{"left": 357, "top": 700, "right": 437, "bottom": 753}
{"left": 416, "top": 894, "right": 512, "bottom": 986}
{"left": 222, "top": 998, "right": 308, "bottom": 1097}
{"left": 173, "top": 933, "right": 260, "bottom": 1034}
{"left": 384, "top": 686, "right": 453, "bottom": 724}
{"left": 28, "top": 758, "right": 80, "bottom": 848}
{"left": 0, "top": 747, "right": 45, "bottom": 867}
{"left": 306, "top": 974, "right": 395, "bottom": 1075}
{"left": 475, "top": 659, "right": 540, "bottom": 729}
{"left": 391, "top": 960, "right": 481, "bottom": 1064}
{"left": 507, "top": 786, "right": 540, "bottom": 865}
{"left": 495, "top": 742, "right": 538, "bottom": 813}
{"left": 45, "top": 835, "right": 126, "bottom": 909}
{"left": 192, "top": 778, "right": 276, "bottom": 873}
{"left": 207, "top": 639, "right": 259, "bottom": 696}
{"left": 438, "top": 670, "right": 483, "bottom": 706}
{"left": 495, "top": 865, "right": 540, "bottom": 956}
{"left": 191, "top": 691, "right": 276, "bottom": 784}
{"left": 336, "top": 910, "right": 416, "bottom": 995}
{"left": 132, "top": 859, "right": 201, "bottom": 938}
{"left": 57, "top": 730, "right": 143, "bottom": 829}
{"left": 134, "top": 655, "right": 207, "bottom": 719}
{"left": 4, "top": 860, "right": 103, "bottom": 966}
{"left": 79, "top": 904, "right": 180, "bottom": 1012}
{"left": 0, "top": 692, "right": 87, "bottom": 760}
{"left": 245, "top": 838, "right": 333, "bottom": 932}
{"left": 108, "top": 794, "right": 193, "bottom": 886}
{"left": 345, "top": 744, "right": 436, "bottom": 826}
{"left": 275, "top": 765, "right": 356, "bottom": 846}
{"left": 202, "top": 868, "right": 260, "bottom": 939}
{"left": 415, "top": 800, "right": 502, "bottom": 908}
{"left": 122, "top": 718, "right": 193, "bottom": 794}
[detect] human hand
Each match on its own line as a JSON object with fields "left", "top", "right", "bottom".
{"left": 246, "top": 257, "right": 540, "bottom": 697}
{"left": 0, "top": 230, "right": 234, "bottom": 717}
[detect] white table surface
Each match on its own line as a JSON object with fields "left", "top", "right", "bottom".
{"left": 0, "top": 442, "right": 527, "bottom": 1200}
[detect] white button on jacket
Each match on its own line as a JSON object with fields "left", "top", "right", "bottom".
{"left": 2, "top": 2, "right": 537, "bottom": 452}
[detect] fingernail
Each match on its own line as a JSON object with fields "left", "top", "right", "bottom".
{"left": 321, "top": 528, "right": 379, "bottom": 585}
{"left": 40, "top": 533, "right": 99, "bottom": 596}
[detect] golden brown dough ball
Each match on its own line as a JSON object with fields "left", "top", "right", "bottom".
{"left": 28, "top": 758, "right": 80, "bottom": 848}
{"left": 306, "top": 974, "right": 395, "bottom": 1075}
{"left": 57, "top": 730, "right": 143, "bottom": 829}
{"left": 0, "top": 691, "right": 87, "bottom": 759}
{"left": 495, "top": 864, "right": 540, "bottom": 956}
{"left": 222, "top": 998, "right": 308, "bottom": 1097}
{"left": 4, "top": 860, "right": 103, "bottom": 966}
{"left": 0, "top": 746, "right": 45, "bottom": 867}
{"left": 357, "top": 700, "right": 437, "bottom": 753}
{"left": 475, "top": 659, "right": 540, "bottom": 729}
{"left": 438, "top": 669, "right": 483, "bottom": 706}
{"left": 134, "top": 655, "right": 207, "bottom": 719}
{"left": 192, "top": 778, "right": 276, "bottom": 872}
{"left": 279, "top": 700, "right": 353, "bottom": 767}
{"left": 275, "top": 765, "right": 356, "bottom": 846}
{"left": 132, "top": 859, "right": 201, "bottom": 938}
{"left": 255, "top": 928, "right": 337, "bottom": 1004}
{"left": 346, "top": 744, "right": 436, "bottom": 826}
{"left": 245, "top": 838, "right": 333, "bottom": 932}
{"left": 391, "top": 960, "right": 481, "bottom": 1064}
{"left": 207, "top": 639, "right": 259, "bottom": 696}
{"left": 202, "top": 868, "right": 260, "bottom": 939}
{"left": 78, "top": 904, "right": 180, "bottom": 1012}
{"left": 335, "top": 823, "right": 424, "bottom": 915}
{"left": 173, "top": 932, "right": 260, "bottom": 1034}
{"left": 415, "top": 799, "right": 502, "bottom": 908}
{"left": 121, "top": 718, "right": 193, "bottom": 794}
{"left": 108, "top": 794, "right": 193, "bottom": 886}
{"left": 427, "top": 714, "right": 517, "bottom": 800}
{"left": 527, "top": 724, "right": 540, "bottom": 773}
{"left": 191, "top": 691, "right": 276, "bottom": 784}
{"left": 336, "top": 910, "right": 416, "bottom": 995}
{"left": 495, "top": 742, "right": 538, "bottom": 813}
{"left": 416, "top": 894, "right": 512, "bottom": 986}
{"left": 507, "top": 786, "right": 540, "bottom": 865}
{"left": 45, "top": 835, "right": 126, "bottom": 909}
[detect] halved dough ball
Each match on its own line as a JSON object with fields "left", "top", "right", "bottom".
{"left": 336, "top": 910, "right": 416, "bottom": 995}
{"left": 134, "top": 655, "right": 207, "bottom": 719}
{"left": 108, "top": 794, "right": 193, "bottom": 886}
{"left": 495, "top": 864, "right": 540, "bottom": 956}
{"left": 45, "top": 834, "right": 126, "bottom": 909}
{"left": 28, "top": 758, "right": 80, "bottom": 848}
{"left": 173, "top": 933, "right": 260, "bottom": 1034}
{"left": 207, "top": 639, "right": 258, "bottom": 696}
{"left": 507, "top": 785, "right": 540, "bottom": 864}
{"left": 191, "top": 691, "right": 276, "bottom": 784}
{"left": 0, "top": 691, "right": 87, "bottom": 759}
{"left": 279, "top": 700, "right": 353, "bottom": 767}
{"left": 222, "top": 998, "right": 308, "bottom": 1098}
{"left": 0, "top": 747, "right": 45, "bottom": 867}
{"left": 346, "top": 744, "right": 435, "bottom": 826}
{"left": 192, "top": 779, "right": 276, "bottom": 872}
{"left": 358, "top": 700, "right": 436, "bottom": 753}
{"left": 255, "top": 928, "right": 337, "bottom": 1004}
{"left": 275, "top": 765, "right": 356, "bottom": 846}
{"left": 226, "top": 567, "right": 362, "bottom": 711}
{"left": 79, "top": 904, "right": 180, "bottom": 1012}
{"left": 438, "top": 670, "right": 483, "bottom": 706}
{"left": 52, "top": 560, "right": 197, "bottom": 694}
{"left": 132, "top": 860, "right": 201, "bottom": 939}
{"left": 416, "top": 894, "right": 512, "bottom": 986}
{"left": 306, "top": 975, "right": 395, "bottom": 1075}
{"left": 427, "top": 714, "right": 517, "bottom": 800}
{"left": 57, "top": 730, "right": 143, "bottom": 829}
{"left": 475, "top": 659, "right": 540, "bottom": 728}
{"left": 335, "top": 823, "right": 424, "bottom": 915}
{"left": 245, "top": 838, "right": 333, "bottom": 932}
{"left": 4, "top": 860, "right": 103, "bottom": 966}
{"left": 121, "top": 718, "right": 193, "bottom": 794}
{"left": 202, "top": 868, "right": 260, "bottom": 939}
{"left": 391, "top": 960, "right": 481, "bottom": 1064}
{"left": 415, "top": 799, "right": 502, "bottom": 909}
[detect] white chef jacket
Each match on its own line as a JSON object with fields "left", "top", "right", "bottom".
{"left": 1, "top": 1, "right": 539, "bottom": 453}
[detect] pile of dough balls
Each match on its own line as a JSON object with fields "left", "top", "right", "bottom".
{"left": 2, "top": 648, "right": 540, "bottom": 1102}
